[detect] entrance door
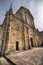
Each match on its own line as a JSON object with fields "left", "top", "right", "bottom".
{"left": 16, "top": 41, "right": 19, "bottom": 51}
{"left": 30, "top": 38, "right": 34, "bottom": 47}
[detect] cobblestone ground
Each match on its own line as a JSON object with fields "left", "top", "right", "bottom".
{"left": 6, "top": 48, "right": 43, "bottom": 65}
{"left": 0, "top": 57, "right": 11, "bottom": 65}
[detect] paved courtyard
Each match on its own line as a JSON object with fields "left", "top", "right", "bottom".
{"left": 6, "top": 48, "right": 43, "bottom": 65}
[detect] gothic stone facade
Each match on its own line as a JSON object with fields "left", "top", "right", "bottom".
{"left": 0, "top": 6, "right": 39, "bottom": 55}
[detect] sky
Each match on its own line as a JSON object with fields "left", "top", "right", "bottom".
{"left": 0, "top": 0, "right": 43, "bottom": 31}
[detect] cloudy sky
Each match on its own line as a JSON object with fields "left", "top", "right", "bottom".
{"left": 0, "top": 0, "right": 43, "bottom": 31}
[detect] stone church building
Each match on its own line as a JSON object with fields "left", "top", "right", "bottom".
{"left": 0, "top": 5, "right": 39, "bottom": 56}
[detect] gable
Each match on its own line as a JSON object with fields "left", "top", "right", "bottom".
{"left": 15, "top": 6, "right": 34, "bottom": 27}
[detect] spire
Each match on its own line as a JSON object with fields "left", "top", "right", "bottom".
{"left": 9, "top": 2, "right": 13, "bottom": 13}
{"left": 10, "top": 2, "right": 12, "bottom": 9}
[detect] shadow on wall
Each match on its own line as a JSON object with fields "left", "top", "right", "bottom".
{"left": 0, "top": 52, "right": 1, "bottom": 57}
{"left": 39, "top": 41, "right": 43, "bottom": 47}
{"left": 40, "top": 42, "right": 43, "bottom": 47}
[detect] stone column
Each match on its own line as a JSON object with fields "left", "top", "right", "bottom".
{"left": 24, "top": 26, "right": 29, "bottom": 49}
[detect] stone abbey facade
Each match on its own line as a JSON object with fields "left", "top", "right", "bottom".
{"left": 0, "top": 6, "right": 39, "bottom": 56}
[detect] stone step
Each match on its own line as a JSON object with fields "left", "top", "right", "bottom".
{"left": 0, "top": 57, "right": 11, "bottom": 65}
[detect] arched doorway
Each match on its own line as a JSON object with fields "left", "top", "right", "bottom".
{"left": 41, "top": 41, "right": 43, "bottom": 47}
{"left": 16, "top": 41, "right": 19, "bottom": 51}
{"left": 30, "top": 38, "right": 34, "bottom": 47}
